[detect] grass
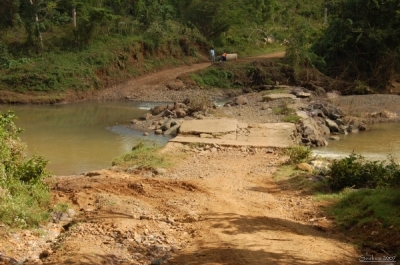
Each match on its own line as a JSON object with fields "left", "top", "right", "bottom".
{"left": 53, "top": 203, "right": 70, "bottom": 213}
{"left": 0, "top": 180, "right": 50, "bottom": 228}
{"left": 112, "top": 142, "right": 173, "bottom": 170}
{"left": 274, "top": 151, "right": 400, "bottom": 255}
{"left": 327, "top": 188, "right": 400, "bottom": 229}
{"left": 325, "top": 188, "right": 400, "bottom": 255}
{"left": 190, "top": 66, "right": 235, "bottom": 88}
{"left": 283, "top": 114, "right": 301, "bottom": 123}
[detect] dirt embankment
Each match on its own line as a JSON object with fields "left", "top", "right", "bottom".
{"left": 2, "top": 52, "right": 400, "bottom": 265}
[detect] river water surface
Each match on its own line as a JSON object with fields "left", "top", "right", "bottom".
{"left": 1, "top": 102, "right": 399, "bottom": 175}
{"left": 0, "top": 102, "right": 170, "bottom": 175}
{"left": 314, "top": 122, "right": 400, "bottom": 161}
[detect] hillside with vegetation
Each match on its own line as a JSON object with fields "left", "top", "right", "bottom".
{"left": 0, "top": 0, "right": 327, "bottom": 102}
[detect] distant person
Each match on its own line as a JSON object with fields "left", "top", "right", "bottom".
{"left": 210, "top": 47, "right": 215, "bottom": 63}
{"left": 221, "top": 52, "right": 227, "bottom": 62}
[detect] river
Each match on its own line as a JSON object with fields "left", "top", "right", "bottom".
{"left": 1, "top": 102, "right": 399, "bottom": 176}
{"left": 0, "top": 101, "right": 170, "bottom": 175}
{"left": 314, "top": 122, "right": 400, "bottom": 162}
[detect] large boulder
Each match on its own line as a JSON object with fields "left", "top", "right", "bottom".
{"left": 325, "top": 118, "right": 339, "bottom": 133}
{"left": 150, "top": 105, "right": 168, "bottom": 115}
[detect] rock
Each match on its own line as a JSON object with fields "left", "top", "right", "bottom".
{"left": 130, "top": 119, "right": 139, "bottom": 124}
{"left": 141, "top": 113, "right": 153, "bottom": 121}
{"left": 150, "top": 258, "right": 163, "bottom": 265}
{"left": 39, "top": 249, "right": 52, "bottom": 259}
{"left": 175, "top": 109, "right": 186, "bottom": 118}
{"left": 329, "top": 136, "right": 340, "bottom": 140}
{"left": 163, "top": 109, "right": 174, "bottom": 117}
{"left": 358, "top": 123, "right": 367, "bottom": 131}
{"left": 150, "top": 105, "right": 168, "bottom": 115}
{"left": 310, "top": 160, "right": 331, "bottom": 175}
{"left": 296, "top": 91, "right": 311, "bottom": 98}
{"left": 262, "top": 94, "right": 296, "bottom": 101}
{"left": 166, "top": 79, "right": 185, "bottom": 90}
{"left": 85, "top": 171, "right": 101, "bottom": 177}
{"left": 297, "top": 163, "right": 313, "bottom": 173}
{"left": 155, "top": 129, "right": 163, "bottom": 135}
{"left": 134, "top": 234, "right": 142, "bottom": 244}
{"left": 174, "top": 102, "right": 187, "bottom": 109}
{"left": 163, "top": 124, "right": 180, "bottom": 135}
{"left": 161, "top": 119, "right": 174, "bottom": 131}
{"left": 66, "top": 208, "right": 76, "bottom": 218}
{"left": 183, "top": 213, "right": 200, "bottom": 223}
{"left": 200, "top": 133, "right": 213, "bottom": 138}
{"left": 143, "top": 132, "right": 149, "bottom": 136}
{"left": 154, "top": 168, "right": 167, "bottom": 175}
{"left": 325, "top": 118, "right": 339, "bottom": 132}
{"left": 0, "top": 253, "right": 18, "bottom": 265}
{"left": 233, "top": 96, "right": 249, "bottom": 106}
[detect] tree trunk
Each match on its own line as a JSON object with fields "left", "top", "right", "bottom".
{"left": 29, "top": 0, "right": 44, "bottom": 49}
{"left": 12, "top": 26, "right": 19, "bottom": 44}
{"left": 72, "top": 7, "right": 76, "bottom": 27}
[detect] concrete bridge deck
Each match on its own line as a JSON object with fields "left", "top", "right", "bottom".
{"left": 169, "top": 118, "right": 296, "bottom": 148}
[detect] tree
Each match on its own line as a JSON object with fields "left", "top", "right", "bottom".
{"left": 0, "top": 0, "right": 22, "bottom": 43}
{"left": 19, "top": 0, "right": 58, "bottom": 49}
{"left": 311, "top": 0, "right": 400, "bottom": 90}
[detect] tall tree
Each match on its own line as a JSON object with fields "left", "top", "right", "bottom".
{"left": 312, "top": 0, "right": 400, "bottom": 89}
{"left": 20, "top": 0, "right": 57, "bottom": 49}
{"left": 0, "top": 0, "right": 21, "bottom": 43}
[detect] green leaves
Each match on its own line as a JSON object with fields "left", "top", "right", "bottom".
{"left": 0, "top": 111, "right": 50, "bottom": 228}
{"left": 328, "top": 153, "right": 400, "bottom": 191}
{"left": 312, "top": 0, "right": 400, "bottom": 90}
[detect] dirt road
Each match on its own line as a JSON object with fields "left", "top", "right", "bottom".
{"left": 93, "top": 51, "right": 286, "bottom": 102}
{"left": 37, "top": 146, "right": 358, "bottom": 265}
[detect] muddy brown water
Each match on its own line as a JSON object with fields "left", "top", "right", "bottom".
{"left": 0, "top": 101, "right": 171, "bottom": 175}
{"left": 314, "top": 122, "right": 400, "bottom": 162}
{"left": 1, "top": 102, "right": 399, "bottom": 176}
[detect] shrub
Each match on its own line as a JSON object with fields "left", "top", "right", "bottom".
{"left": 0, "top": 111, "right": 51, "bottom": 228}
{"left": 328, "top": 153, "right": 400, "bottom": 191}
{"left": 112, "top": 142, "right": 171, "bottom": 170}
{"left": 285, "top": 146, "right": 312, "bottom": 164}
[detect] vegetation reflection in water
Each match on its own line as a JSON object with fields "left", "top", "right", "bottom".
{"left": 0, "top": 102, "right": 170, "bottom": 176}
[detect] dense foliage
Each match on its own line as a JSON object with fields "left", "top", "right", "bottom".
{"left": 311, "top": 0, "right": 400, "bottom": 90}
{"left": 328, "top": 153, "right": 400, "bottom": 191}
{"left": 0, "top": 111, "right": 51, "bottom": 227}
{"left": 0, "top": 0, "right": 325, "bottom": 96}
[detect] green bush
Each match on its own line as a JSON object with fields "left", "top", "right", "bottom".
{"left": 328, "top": 153, "right": 400, "bottom": 191}
{"left": 285, "top": 146, "right": 312, "bottom": 164}
{"left": 112, "top": 142, "right": 171, "bottom": 170}
{"left": 0, "top": 111, "right": 51, "bottom": 228}
{"left": 191, "top": 66, "right": 234, "bottom": 88}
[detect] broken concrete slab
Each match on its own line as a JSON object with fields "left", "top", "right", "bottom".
{"left": 171, "top": 120, "right": 296, "bottom": 148}
{"left": 262, "top": 94, "right": 297, "bottom": 101}
{"left": 179, "top": 118, "right": 238, "bottom": 135}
